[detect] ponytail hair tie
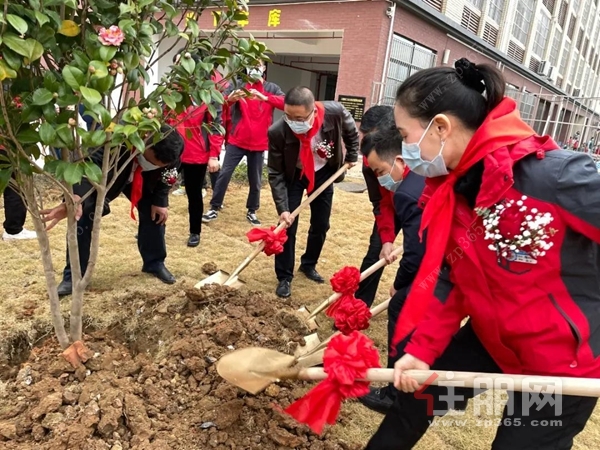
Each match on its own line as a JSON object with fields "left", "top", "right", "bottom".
{"left": 454, "top": 58, "right": 485, "bottom": 94}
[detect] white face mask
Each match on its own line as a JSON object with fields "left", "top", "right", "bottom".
{"left": 401, "top": 119, "right": 448, "bottom": 178}
{"left": 247, "top": 67, "right": 264, "bottom": 81}
{"left": 284, "top": 116, "right": 312, "bottom": 134}
{"left": 136, "top": 153, "right": 160, "bottom": 172}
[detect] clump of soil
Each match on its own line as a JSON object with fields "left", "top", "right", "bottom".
{"left": 0, "top": 283, "right": 359, "bottom": 450}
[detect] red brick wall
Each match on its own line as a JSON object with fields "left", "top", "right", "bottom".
{"left": 190, "top": 1, "right": 390, "bottom": 108}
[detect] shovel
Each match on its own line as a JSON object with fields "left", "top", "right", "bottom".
{"left": 196, "top": 163, "right": 352, "bottom": 290}
{"left": 217, "top": 346, "right": 600, "bottom": 396}
{"left": 294, "top": 297, "right": 391, "bottom": 361}
{"left": 305, "top": 246, "right": 404, "bottom": 322}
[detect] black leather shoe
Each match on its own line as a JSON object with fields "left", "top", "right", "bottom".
{"left": 143, "top": 266, "right": 176, "bottom": 284}
{"left": 187, "top": 233, "right": 200, "bottom": 247}
{"left": 57, "top": 280, "right": 72, "bottom": 297}
{"left": 276, "top": 280, "right": 291, "bottom": 298}
{"left": 299, "top": 266, "right": 324, "bottom": 284}
{"left": 358, "top": 386, "right": 396, "bottom": 414}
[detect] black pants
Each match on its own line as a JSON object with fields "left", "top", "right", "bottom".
{"left": 275, "top": 167, "right": 334, "bottom": 281}
{"left": 2, "top": 184, "right": 26, "bottom": 235}
{"left": 355, "top": 223, "right": 384, "bottom": 307}
{"left": 366, "top": 323, "right": 597, "bottom": 450}
{"left": 210, "top": 144, "right": 263, "bottom": 212}
{"left": 203, "top": 169, "right": 219, "bottom": 190}
{"left": 62, "top": 188, "right": 167, "bottom": 281}
{"left": 181, "top": 163, "right": 208, "bottom": 235}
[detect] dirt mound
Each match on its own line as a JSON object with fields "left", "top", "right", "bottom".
{"left": 0, "top": 283, "right": 359, "bottom": 450}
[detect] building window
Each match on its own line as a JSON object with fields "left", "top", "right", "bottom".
{"left": 461, "top": 7, "right": 481, "bottom": 34}
{"left": 559, "top": 39, "right": 571, "bottom": 75}
{"left": 422, "top": 0, "right": 443, "bottom": 11}
{"left": 567, "top": 14, "right": 576, "bottom": 40}
{"left": 507, "top": 40, "right": 526, "bottom": 63}
{"left": 542, "top": 0, "right": 556, "bottom": 12}
{"left": 558, "top": 1, "right": 568, "bottom": 28}
{"left": 512, "top": 1, "right": 534, "bottom": 44}
{"left": 520, "top": 91, "right": 537, "bottom": 123}
{"left": 383, "top": 35, "right": 436, "bottom": 105}
{"left": 466, "top": 0, "right": 484, "bottom": 9}
{"left": 550, "top": 30, "right": 563, "bottom": 66}
{"left": 483, "top": 22, "right": 499, "bottom": 46}
{"left": 488, "top": 0, "right": 505, "bottom": 22}
{"left": 572, "top": 0, "right": 580, "bottom": 12}
{"left": 576, "top": 28, "right": 584, "bottom": 51}
{"left": 533, "top": 13, "right": 550, "bottom": 56}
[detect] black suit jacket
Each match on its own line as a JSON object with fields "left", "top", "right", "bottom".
{"left": 267, "top": 101, "right": 359, "bottom": 214}
{"left": 73, "top": 144, "right": 182, "bottom": 218}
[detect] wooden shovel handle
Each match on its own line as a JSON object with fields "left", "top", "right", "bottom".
{"left": 308, "top": 247, "right": 404, "bottom": 319}
{"left": 296, "top": 298, "right": 391, "bottom": 363}
{"left": 225, "top": 163, "right": 351, "bottom": 285}
{"left": 295, "top": 368, "right": 600, "bottom": 397}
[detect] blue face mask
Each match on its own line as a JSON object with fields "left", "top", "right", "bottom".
{"left": 401, "top": 119, "right": 449, "bottom": 178}
{"left": 377, "top": 160, "right": 403, "bottom": 191}
{"left": 284, "top": 116, "right": 312, "bottom": 135}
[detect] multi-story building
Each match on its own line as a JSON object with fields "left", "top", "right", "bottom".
{"left": 154, "top": 0, "right": 600, "bottom": 146}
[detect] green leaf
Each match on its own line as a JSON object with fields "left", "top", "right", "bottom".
{"left": 187, "top": 19, "right": 199, "bottom": 38}
{"left": 55, "top": 160, "right": 68, "bottom": 179}
{"left": 165, "top": 20, "right": 178, "bottom": 37}
{"left": 31, "top": 88, "right": 54, "bottom": 106}
{"left": 34, "top": 11, "right": 49, "bottom": 27}
{"left": 83, "top": 161, "right": 102, "bottom": 183}
{"left": 63, "top": 162, "right": 84, "bottom": 185}
{"left": 87, "top": 130, "right": 107, "bottom": 147}
{"left": 56, "top": 124, "right": 75, "bottom": 148}
{"left": 123, "top": 53, "right": 139, "bottom": 70}
{"left": 98, "top": 45, "right": 117, "bottom": 62}
{"left": 43, "top": 71, "right": 59, "bottom": 91}
{"left": 79, "top": 86, "right": 102, "bottom": 105}
{"left": 2, "top": 49, "right": 21, "bottom": 70}
{"left": 0, "top": 60, "right": 17, "bottom": 80}
{"left": 38, "top": 122, "right": 57, "bottom": 145}
{"left": 0, "top": 169, "right": 12, "bottom": 194}
{"left": 91, "top": 75, "right": 114, "bottom": 94}
{"left": 62, "top": 65, "right": 85, "bottom": 90}
{"left": 181, "top": 56, "right": 195, "bottom": 75}
{"left": 55, "top": 94, "right": 79, "bottom": 108}
{"left": 122, "top": 125, "right": 137, "bottom": 136}
{"left": 129, "top": 132, "right": 145, "bottom": 151}
{"left": 162, "top": 93, "right": 176, "bottom": 110}
{"left": 16, "top": 127, "right": 40, "bottom": 144}
{"left": 64, "top": 0, "right": 77, "bottom": 9}
{"left": 58, "top": 19, "right": 80, "bottom": 37}
{"left": 88, "top": 103, "right": 111, "bottom": 128}
{"left": 89, "top": 60, "right": 108, "bottom": 78}
{"left": 6, "top": 14, "right": 28, "bottom": 35}
{"left": 21, "top": 105, "right": 43, "bottom": 123}
{"left": 3, "top": 33, "right": 45, "bottom": 63}
{"left": 19, "top": 157, "right": 34, "bottom": 176}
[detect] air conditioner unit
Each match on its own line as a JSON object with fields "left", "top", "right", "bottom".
{"left": 538, "top": 60, "right": 551, "bottom": 76}
{"left": 547, "top": 65, "right": 558, "bottom": 82}
{"left": 573, "top": 87, "right": 582, "bottom": 97}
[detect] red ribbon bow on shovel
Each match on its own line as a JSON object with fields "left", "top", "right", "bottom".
{"left": 325, "top": 266, "right": 371, "bottom": 334}
{"left": 283, "top": 331, "right": 381, "bottom": 434}
{"left": 246, "top": 226, "right": 288, "bottom": 256}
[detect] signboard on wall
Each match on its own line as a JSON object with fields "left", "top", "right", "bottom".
{"left": 337, "top": 95, "right": 366, "bottom": 122}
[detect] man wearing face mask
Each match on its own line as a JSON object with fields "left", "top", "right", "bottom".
{"left": 202, "top": 61, "right": 285, "bottom": 227}
{"left": 268, "top": 86, "right": 359, "bottom": 298}
{"left": 40, "top": 125, "right": 184, "bottom": 296}
{"left": 357, "top": 125, "right": 430, "bottom": 414}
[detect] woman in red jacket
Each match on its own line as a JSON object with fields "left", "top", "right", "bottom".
{"left": 367, "top": 58, "right": 600, "bottom": 449}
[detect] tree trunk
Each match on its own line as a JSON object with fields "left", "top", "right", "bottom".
{"left": 24, "top": 181, "right": 70, "bottom": 349}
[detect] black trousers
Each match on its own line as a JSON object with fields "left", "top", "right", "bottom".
{"left": 181, "top": 163, "right": 208, "bottom": 235}
{"left": 275, "top": 166, "right": 334, "bottom": 281}
{"left": 355, "top": 223, "right": 384, "bottom": 307}
{"left": 366, "top": 323, "right": 597, "bottom": 450}
{"left": 62, "top": 187, "right": 167, "bottom": 281}
{"left": 2, "top": 184, "right": 27, "bottom": 235}
{"left": 210, "top": 144, "right": 264, "bottom": 212}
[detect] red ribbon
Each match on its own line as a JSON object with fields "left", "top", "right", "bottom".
{"left": 283, "top": 331, "right": 380, "bottom": 434}
{"left": 330, "top": 266, "right": 361, "bottom": 296}
{"left": 326, "top": 295, "right": 372, "bottom": 335}
{"left": 246, "top": 226, "right": 288, "bottom": 256}
{"left": 129, "top": 163, "right": 143, "bottom": 221}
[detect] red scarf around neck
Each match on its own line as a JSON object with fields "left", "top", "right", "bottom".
{"left": 391, "top": 97, "right": 554, "bottom": 348}
{"left": 294, "top": 102, "right": 325, "bottom": 193}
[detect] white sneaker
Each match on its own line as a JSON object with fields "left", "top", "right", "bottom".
{"left": 172, "top": 187, "right": 186, "bottom": 196}
{"left": 3, "top": 228, "right": 37, "bottom": 241}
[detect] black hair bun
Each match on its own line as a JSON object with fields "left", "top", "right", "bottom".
{"left": 454, "top": 58, "right": 485, "bottom": 94}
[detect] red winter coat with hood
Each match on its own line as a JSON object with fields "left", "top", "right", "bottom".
{"left": 222, "top": 78, "right": 285, "bottom": 151}
{"left": 393, "top": 98, "right": 600, "bottom": 378}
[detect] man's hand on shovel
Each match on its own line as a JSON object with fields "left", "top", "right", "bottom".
{"left": 279, "top": 211, "right": 295, "bottom": 228}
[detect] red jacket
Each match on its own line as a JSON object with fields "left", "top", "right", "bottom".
{"left": 405, "top": 138, "right": 600, "bottom": 378}
{"left": 223, "top": 79, "right": 285, "bottom": 151}
{"left": 176, "top": 104, "right": 223, "bottom": 164}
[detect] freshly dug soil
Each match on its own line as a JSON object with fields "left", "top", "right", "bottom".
{"left": 0, "top": 284, "right": 360, "bottom": 450}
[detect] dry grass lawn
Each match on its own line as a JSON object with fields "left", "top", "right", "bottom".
{"left": 1, "top": 173, "right": 599, "bottom": 449}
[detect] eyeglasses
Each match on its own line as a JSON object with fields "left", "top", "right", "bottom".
{"left": 284, "top": 109, "right": 315, "bottom": 122}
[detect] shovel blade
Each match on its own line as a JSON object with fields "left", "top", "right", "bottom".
{"left": 294, "top": 332, "right": 321, "bottom": 358}
{"left": 195, "top": 270, "right": 246, "bottom": 289}
{"left": 297, "top": 306, "right": 318, "bottom": 331}
{"left": 217, "top": 347, "right": 296, "bottom": 395}
{"left": 296, "top": 348, "right": 325, "bottom": 368}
